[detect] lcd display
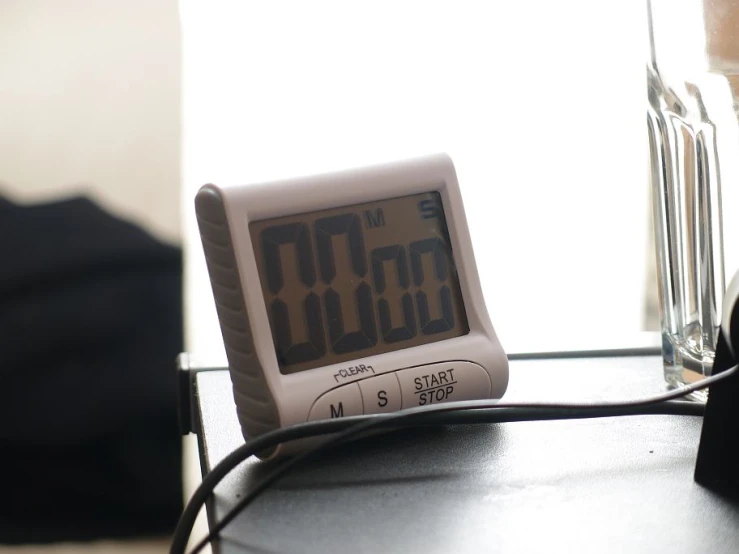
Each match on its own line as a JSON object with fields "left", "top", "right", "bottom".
{"left": 250, "top": 191, "right": 469, "bottom": 374}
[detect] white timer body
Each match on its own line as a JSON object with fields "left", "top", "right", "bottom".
{"left": 196, "top": 154, "right": 508, "bottom": 458}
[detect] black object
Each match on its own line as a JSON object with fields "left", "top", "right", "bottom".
{"left": 0, "top": 196, "right": 183, "bottom": 543}
{"left": 695, "top": 281, "right": 739, "bottom": 498}
{"left": 173, "top": 354, "right": 728, "bottom": 554}
{"left": 184, "top": 357, "right": 739, "bottom": 554}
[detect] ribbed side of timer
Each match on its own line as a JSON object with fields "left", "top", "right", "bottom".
{"left": 195, "top": 186, "right": 281, "bottom": 456}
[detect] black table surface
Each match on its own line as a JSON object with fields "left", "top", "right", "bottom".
{"left": 191, "top": 351, "right": 739, "bottom": 553}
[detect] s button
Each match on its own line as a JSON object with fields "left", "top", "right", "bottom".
{"left": 357, "top": 373, "right": 401, "bottom": 414}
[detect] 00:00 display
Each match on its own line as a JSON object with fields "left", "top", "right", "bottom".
{"left": 260, "top": 212, "right": 459, "bottom": 366}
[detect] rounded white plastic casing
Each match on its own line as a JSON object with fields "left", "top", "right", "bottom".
{"left": 195, "top": 154, "right": 508, "bottom": 458}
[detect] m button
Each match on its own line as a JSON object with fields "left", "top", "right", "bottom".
{"left": 308, "top": 383, "right": 363, "bottom": 421}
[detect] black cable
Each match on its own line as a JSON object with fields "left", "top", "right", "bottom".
{"left": 171, "top": 402, "right": 705, "bottom": 554}
{"left": 171, "top": 363, "right": 736, "bottom": 554}
{"left": 185, "top": 403, "right": 699, "bottom": 554}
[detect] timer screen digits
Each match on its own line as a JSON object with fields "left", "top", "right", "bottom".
{"left": 250, "top": 191, "right": 469, "bottom": 374}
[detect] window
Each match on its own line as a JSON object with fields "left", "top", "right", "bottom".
{"left": 182, "top": 1, "right": 651, "bottom": 357}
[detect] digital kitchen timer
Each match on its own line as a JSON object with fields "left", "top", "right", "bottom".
{"left": 195, "top": 154, "right": 508, "bottom": 457}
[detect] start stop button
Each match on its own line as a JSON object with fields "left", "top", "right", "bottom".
{"left": 395, "top": 361, "right": 492, "bottom": 408}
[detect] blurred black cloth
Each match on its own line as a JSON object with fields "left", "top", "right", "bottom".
{"left": 0, "top": 196, "right": 183, "bottom": 543}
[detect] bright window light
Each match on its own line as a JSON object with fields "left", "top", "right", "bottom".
{"left": 181, "top": 1, "right": 650, "bottom": 359}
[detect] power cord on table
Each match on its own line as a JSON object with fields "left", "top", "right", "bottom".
{"left": 170, "top": 364, "right": 737, "bottom": 554}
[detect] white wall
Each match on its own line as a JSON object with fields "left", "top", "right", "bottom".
{"left": 0, "top": 0, "right": 181, "bottom": 244}
{"left": 181, "top": 0, "right": 654, "bottom": 359}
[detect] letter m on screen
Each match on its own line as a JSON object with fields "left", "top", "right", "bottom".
{"left": 364, "top": 209, "right": 385, "bottom": 228}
